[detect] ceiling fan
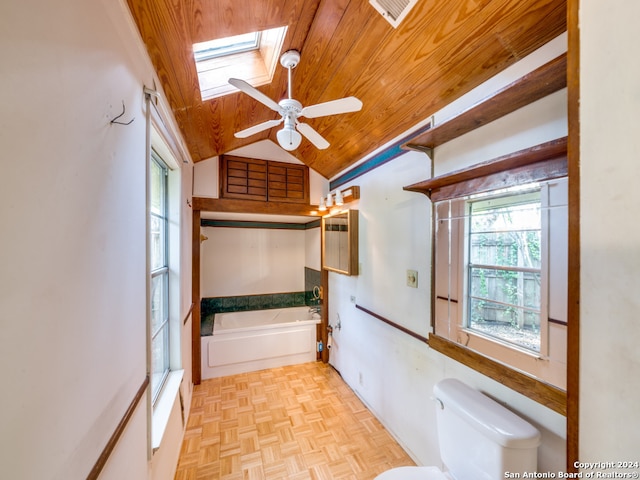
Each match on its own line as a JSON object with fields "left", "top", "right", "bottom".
{"left": 229, "top": 50, "right": 363, "bottom": 151}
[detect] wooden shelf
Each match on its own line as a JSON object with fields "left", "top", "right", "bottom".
{"left": 402, "top": 53, "right": 567, "bottom": 153}
{"left": 404, "top": 137, "right": 567, "bottom": 201}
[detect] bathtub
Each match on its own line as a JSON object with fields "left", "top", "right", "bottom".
{"left": 201, "top": 306, "right": 321, "bottom": 379}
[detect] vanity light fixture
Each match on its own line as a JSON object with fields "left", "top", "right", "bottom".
{"left": 318, "top": 186, "right": 360, "bottom": 212}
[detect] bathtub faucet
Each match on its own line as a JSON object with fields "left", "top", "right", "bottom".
{"left": 309, "top": 306, "right": 321, "bottom": 314}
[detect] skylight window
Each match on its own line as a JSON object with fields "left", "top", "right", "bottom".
{"left": 193, "top": 32, "right": 261, "bottom": 62}
{"left": 192, "top": 26, "right": 287, "bottom": 101}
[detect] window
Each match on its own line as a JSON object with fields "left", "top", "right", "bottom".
{"left": 150, "top": 152, "right": 169, "bottom": 402}
{"left": 466, "top": 188, "right": 543, "bottom": 352}
{"left": 417, "top": 143, "right": 570, "bottom": 406}
{"left": 433, "top": 178, "right": 566, "bottom": 391}
{"left": 148, "top": 114, "right": 185, "bottom": 451}
{"left": 192, "top": 26, "right": 287, "bottom": 100}
{"left": 193, "top": 32, "right": 261, "bottom": 62}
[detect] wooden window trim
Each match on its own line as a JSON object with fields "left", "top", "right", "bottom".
{"left": 428, "top": 334, "right": 566, "bottom": 415}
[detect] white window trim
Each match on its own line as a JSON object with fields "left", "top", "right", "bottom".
{"left": 462, "top": 186, "right": 548, "bottom": 356}
{"left": 146, "top": 95, "right": 185, "bottom": 457}
{"left": 151, "top": 152, "right": 171, "bottom": 403}
{"left": 151, "top": 369, "right": 184, "bottom": 451}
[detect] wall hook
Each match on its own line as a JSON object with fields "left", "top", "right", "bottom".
{"left": 110, "top": 101, "right": 134, "bottom": 125}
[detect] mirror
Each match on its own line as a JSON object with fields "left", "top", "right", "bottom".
{"left": 322, "top": 209, "right": 358, "bottom": 275}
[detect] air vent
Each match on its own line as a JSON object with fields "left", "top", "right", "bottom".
{"left": 369, "top": 0, "right": 419, "bottom": 28}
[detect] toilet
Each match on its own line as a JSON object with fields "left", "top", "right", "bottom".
{"left": 375, "top": 378, "right": 541, "bottom": 480}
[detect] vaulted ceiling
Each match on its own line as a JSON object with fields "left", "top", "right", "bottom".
{"left": 126, "top": 0, "right": 566, "bottom": 179}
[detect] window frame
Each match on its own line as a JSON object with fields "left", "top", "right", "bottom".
{"left": 192, "top": 26, "right": 288, "bottom": 100}
{"left": 434, "top": 181, "right": 567, "bottom": 390}
{"left": 404, "top": 138, "right": 569, "bottom": 415}
{"left": 463, "top": 187, "right": 547, "bottom": 355}
{"left": 150, "top": 151, "right": 170, "bottom": 404}
{"left": 193, "top": 32, "right": 261, "bottom": 62}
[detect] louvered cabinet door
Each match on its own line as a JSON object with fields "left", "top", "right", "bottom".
{"left": 267, "top": 162, "right": 308, "bottom": 204}
{"left": 220, "top": 155, "right": 268, "bottom": 201}
{"left": 220, "top": 155, "right": 309, "bottom": 204}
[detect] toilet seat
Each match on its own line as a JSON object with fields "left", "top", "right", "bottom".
{"left": 374, "top": 466, "right": 450, "bottom": 480}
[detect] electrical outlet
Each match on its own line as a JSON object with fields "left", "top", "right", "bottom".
{"left": 407, "top": 269, "right": 418, "bottom": 288}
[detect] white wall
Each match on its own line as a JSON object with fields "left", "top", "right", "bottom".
{"left": 579, "top": 0, "right": 640, "bottom": 465}
{"left": 305, "top": 226, "right": 322, "bottom": 272}
{"left": 327, "top": 35, "right": 568, "bottom": 472}
{"left": 0, "top": 0, "right": 191, "bottom": 478}
{"left": 201, "top": 227, "right": 307, "bottom": 297}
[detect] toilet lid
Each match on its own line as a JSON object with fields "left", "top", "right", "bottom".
{"left": 374, "top": 466, "right": 448, "bottom": 480}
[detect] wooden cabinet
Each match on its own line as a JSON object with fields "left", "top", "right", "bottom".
{"left": 220, "top": 155, "right": 309, "bottom": 204}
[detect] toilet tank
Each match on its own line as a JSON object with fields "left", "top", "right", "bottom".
{"left": 434, "top": 379, "right": 541, "bottom": 480}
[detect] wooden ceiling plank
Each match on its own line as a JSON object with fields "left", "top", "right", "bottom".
{"left": 126, "top": 0, "right": 567, "bottom": 177}
{"left": 314, "top": 0, "right": 565, "bottom": 176}
{"left": 189, "top": 0, "right": 292, "bottom": 44}
{"left": 301, "top": 0, "right": 498, "bottom": 174}
{"left": 403, "top": 53, "right": 567, "bottom": 150}
{"left": 294, "top": 0, "right": 369, "bottom": 104}
{"left": 128, "top": 0, "right": 207, "bottom": 159}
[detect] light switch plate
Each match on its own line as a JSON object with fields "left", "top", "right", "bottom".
{"left": 407, "top": 269, "right": 418, "bottom": 288}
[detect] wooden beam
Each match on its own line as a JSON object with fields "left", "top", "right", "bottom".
{"left": 566, "top": 0, "right": 581, "bottom": 470}
{"left": 403, "top": 53, "right": 567, "bottom": 151}
{"left": 191, "top": 209, "right": 201, "bottom": 385}
{"left": 193, "top": 197, "right": 322, "bottom": 217}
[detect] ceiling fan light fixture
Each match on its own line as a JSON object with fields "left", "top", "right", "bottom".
{"left": 276, "top": 125, "right": 302, "bottom": 151}
{"left": 230, "top": 49, "right": 362, "bottom": 152}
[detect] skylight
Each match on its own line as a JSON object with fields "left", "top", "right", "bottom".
{"left": 193, "top": 32, "right": 261, "bottom": 62}
{"left": 192, "top": 26, "right": 287, "bottom": 101}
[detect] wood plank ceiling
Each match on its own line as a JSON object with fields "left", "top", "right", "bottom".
{"left": 126, "top": 0, "right": 566, "bottom": 180}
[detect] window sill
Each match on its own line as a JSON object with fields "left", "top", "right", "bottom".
{"left": 428, "top": 333, "right": 566, "bottom": 415}
{"left": 152, "top": 369, "right": 184, "bottom": 452}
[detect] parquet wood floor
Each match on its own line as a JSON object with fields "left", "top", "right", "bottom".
{"left": 174, "top": 362, "right": 416, "bottom": 479}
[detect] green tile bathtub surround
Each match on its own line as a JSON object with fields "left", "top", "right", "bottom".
{"left": 200, "top": 268, "right": 323, "bottom": 336}
{"left": 200, "top": 291, "right": 308, "bottom": 336}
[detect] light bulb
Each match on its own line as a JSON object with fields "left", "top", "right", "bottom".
{"left": 276, "top": 126, "right": 302, "bottom": 151}
{"left": 326, "top": 193, "right": 333, "bottom": 208}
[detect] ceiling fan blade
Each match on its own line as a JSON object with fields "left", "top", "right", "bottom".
{"left": 234, "top": 118, "right": 283, "bottom": 138}
{"left": 300, "top": 96, "right": 363, "bottom": 119}
{"left": 296, "top": 122, "right": 330, "bottom": 150}
{"left": 229, "top": 78, "right": 281, "bottom": 112}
